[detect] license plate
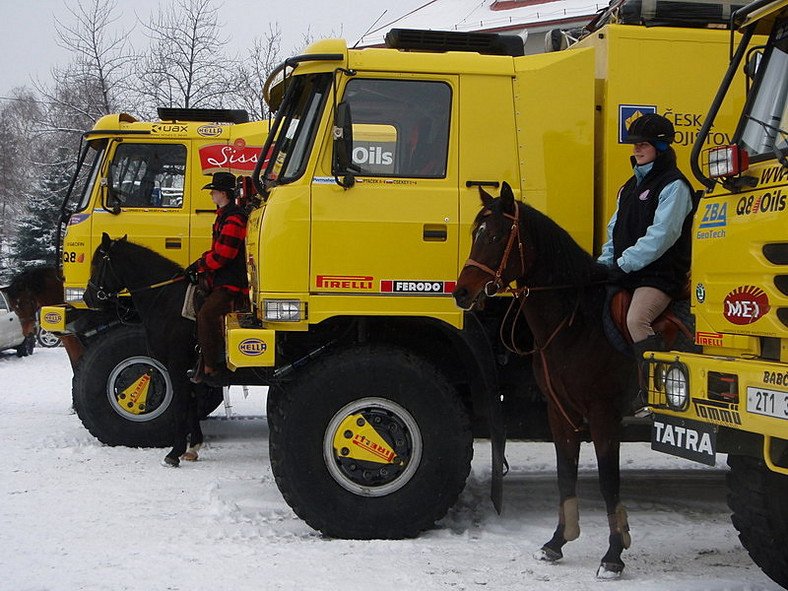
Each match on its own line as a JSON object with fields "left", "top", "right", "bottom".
{"left": 747, "top": 386, "right": 788, "bottom": 420}
{"left": 651, "top": 414, "right": 717, "bottom": 466}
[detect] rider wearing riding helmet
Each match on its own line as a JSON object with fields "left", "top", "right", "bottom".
{"left": 598, "top": 113, "right": 696, "bottom": 415}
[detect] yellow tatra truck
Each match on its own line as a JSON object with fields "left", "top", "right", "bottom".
{"left": 646, "top": 0, "right": 788, "bottom": 586}
{"left": 45, "top": 2, "right": 752, "bottom": 539}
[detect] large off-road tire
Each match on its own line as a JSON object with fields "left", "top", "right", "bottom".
{"left": 72, "top": 326, "right": 224, "bottom": 446}
{"left": 72, "top": 325, "right": 177, "bottom": 447}
{"left": 269, "top": 344, "right": 473, "bottom": 540}
{"left": 727, "top": 454, "right": 788, "bottom": 589}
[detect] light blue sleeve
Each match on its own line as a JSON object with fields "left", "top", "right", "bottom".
{"left": 616, "top": 180, "right": 693, "bottom": 273}
{"left": 597, "top": 197, "right": 620, "bottom": 267}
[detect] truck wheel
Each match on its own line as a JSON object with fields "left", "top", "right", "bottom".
{"left": 72, "top": 325, "right": 175, "bottom": 447}
{"left": 269, "top": 344, "right": 473, "bottom": 539}
{"left": 727, "top": 454, "right": 788, "bottom": 588}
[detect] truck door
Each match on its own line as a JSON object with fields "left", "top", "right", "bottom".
{"left": 94, "top": 141, "right": 191, "bottom": 266}
{"left": 310, "top": 77, "right": 459, "bottom": 301}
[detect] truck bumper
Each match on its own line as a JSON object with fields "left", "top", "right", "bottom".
{"left": 647, "top": 351, "right": 788, "bottom": 474}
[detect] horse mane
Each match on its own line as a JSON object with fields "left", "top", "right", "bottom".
{"left": 110, "top": 240, "right": 184, "bottom": 277}
{"left": 7, "top": 266, "right": 59, "bottom": 299}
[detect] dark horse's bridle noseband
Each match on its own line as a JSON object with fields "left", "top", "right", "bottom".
{"left": 461, "top": 200, "right": 526, "bottom": 298}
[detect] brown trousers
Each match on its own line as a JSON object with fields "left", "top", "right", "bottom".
{"left": 196, "top": 288, "right": 245, "bottom": 370}
{"left": 626, "top": 286, "right": 672, "bottom": 344}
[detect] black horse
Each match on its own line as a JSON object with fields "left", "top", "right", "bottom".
{"left": 453, "top": 182, "right": 635, "bottom": 579}
{"left": 84, "top": 233, "right": 206, "bottom": 467}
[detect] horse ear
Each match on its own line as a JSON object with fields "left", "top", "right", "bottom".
{"left": 478, "top": 186, "right": 495, "bottom": 208}
{"left": 101, "top": 232, "right": 112, "bottom": 249}
{"left": 500, "top": 181, "right": 515, "bottom": 210}
{"left": 120, "top": 235, "right": 128, "bottom": 242}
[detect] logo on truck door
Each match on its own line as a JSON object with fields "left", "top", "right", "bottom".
{"left": 619, "top": 105, "right": 657, "bottom": 143}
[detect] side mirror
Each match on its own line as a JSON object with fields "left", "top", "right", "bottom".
{"left": 332, "top": 101, "right": 356, "bottom": 188}
{"left": 744, "top": 50, "right": 762, "bottom": 80}
{"left": 102, "top": 164, "right": 122, "bottom": 215}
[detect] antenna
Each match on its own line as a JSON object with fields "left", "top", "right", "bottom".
{"left": 353, "top": 10, "right": 387, "bottom": 48}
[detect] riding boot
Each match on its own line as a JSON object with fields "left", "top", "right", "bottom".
{"left": 630, "top": 333, "right": 664, "bottom": 417}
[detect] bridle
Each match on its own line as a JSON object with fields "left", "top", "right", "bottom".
{"left": 462, "top": 200, "right": 525, "bottom": 297}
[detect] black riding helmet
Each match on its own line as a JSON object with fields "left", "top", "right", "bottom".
{"left": 625, "top": 113, "right": 675, "bottom": 144}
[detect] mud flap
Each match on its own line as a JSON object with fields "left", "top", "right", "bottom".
{"left": 461, "top": 313, "right": 506, "bottom": 513}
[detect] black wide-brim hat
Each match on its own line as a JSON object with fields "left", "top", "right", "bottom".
{"left": 202, "top": 171, "right": 236, "bottom": 192}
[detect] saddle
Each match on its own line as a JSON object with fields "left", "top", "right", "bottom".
{"left": 605, "top": 287, "right": 694, "bottom": 356}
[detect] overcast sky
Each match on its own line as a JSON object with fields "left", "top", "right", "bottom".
{"left": 1, "top": 0, "right": 428, "bottom": 97}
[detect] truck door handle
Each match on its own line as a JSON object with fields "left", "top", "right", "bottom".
{"left": 423, "top": 224, "right": 447, "bottom": 242}
{"left": 165, "top": 238, "right": 182, "bottom": 249}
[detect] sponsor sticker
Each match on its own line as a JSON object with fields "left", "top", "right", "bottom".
{"left": 652, "top": 414, "right": 716, "bottom": 466}
{"left": 695, "top": 283, "right": 706, "bottom": 303}
{"left": 238, "top": 338, "right": 267, "bottom": 356}
{"left": 68, "top": 213, "right": 90, "bottom": 226}
{"left": 695, "top": 331, "right": 722, "bottom": 347}
{"left": 380, "top": 280, "right": 456, "bottom": 294}
{"left": 316, "top": 275, "right": 374, "bottom": 290}
{"left": 723, "top": 286, "right": 770, "bottom": 325}
{"left": 44, "top": 312, "right": 63, "bottom": 324}
{"left": 197, "top": 124, "right": 223, "bottom": 137}
{"left": 198, "top": 144, "right": 262, "bottom": 174}
{"left": 151, "top": 123, "right": 188, "bottom": 135}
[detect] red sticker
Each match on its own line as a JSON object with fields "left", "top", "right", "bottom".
{"left": 723, "top": 286, "right": 770, "bottom": 325}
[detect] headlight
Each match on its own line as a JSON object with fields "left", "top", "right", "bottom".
{"left": 706, "top": 144, "right": 749, "bottom": 178}
{"left": 264, "top": 299, "right": 305, "bottom": 322}
{"left": 65, "top": 288, "right": 85, "bottom": 303}
{"left": 664, "top": 363, "right": 689, "bottom": 411}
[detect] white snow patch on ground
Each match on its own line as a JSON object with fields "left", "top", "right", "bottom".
{"left": 0, "top": 348, "right": 781, "bottom": 590}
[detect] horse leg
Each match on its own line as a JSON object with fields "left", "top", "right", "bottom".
{"left": 589, "top": 407, "right": 630, "bottom": 579}
{"left": 182, "top": 392, "right": 203, "bottom": 461}
{"left": 163, "top": 375, "right": 191, "bottom": 467}
{"left": 535, "top": 412, "right": 582, "bottom": 562}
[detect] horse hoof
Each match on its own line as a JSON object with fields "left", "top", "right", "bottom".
{"left": 534, "top": 547, "right": 563, "bottom": 562}
{"left": 181, "top": 451, "right": 199, "bottom": 462}
{"left": 596, "top": 562, "right": 624, "bottom": 580}
{"left": 162, "top": 455, "right": 180, "bottom": 468}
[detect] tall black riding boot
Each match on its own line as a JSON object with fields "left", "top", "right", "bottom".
{"left": 630, "top": 333, "right": 664, "bottom": 417}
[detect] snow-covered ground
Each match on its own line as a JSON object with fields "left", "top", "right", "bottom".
{"left": 0, "top": 347, "right": 781, "bottom": 591}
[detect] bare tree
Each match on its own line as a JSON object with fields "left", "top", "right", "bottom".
{"left": 40, "top": 0, "right": 134, "bottom": 126}
{"left": 136, "top": 0, "right": 236, "bottom": 114}
{"left": 235, "top": 24, "right": 283, "bottom": 121}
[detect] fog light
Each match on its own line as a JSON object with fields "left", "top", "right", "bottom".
{"left": 65, "top": 288, "right": 85, "bottom": 302}
{"left": 664, "top": 363, "right": 689, "bottom": 411}
{"left": 264, "top": 299, "right": 304, "bottom": 322}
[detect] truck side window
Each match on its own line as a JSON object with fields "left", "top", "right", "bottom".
{"left": 110, "top": 143, "right": 187, "bottom": 208}
{"left": 342, "top": 79, "right": 451, "bottom": 178}
{"left": 0, "top": 292, "right": 8, "bottom": 312}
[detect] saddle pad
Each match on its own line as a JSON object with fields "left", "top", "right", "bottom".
{"left": 181, "top": 284, "right": 198, "bottom": 321}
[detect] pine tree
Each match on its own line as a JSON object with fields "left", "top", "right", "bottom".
{"left": 7, "top": 149, "right": 72, "bottom": 270}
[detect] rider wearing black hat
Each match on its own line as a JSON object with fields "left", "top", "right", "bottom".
{"left": 598, "top": 113, "right": 696, "bottom": 415}
{"left": 186, "top": 171, "right": 248, "bottom": 383}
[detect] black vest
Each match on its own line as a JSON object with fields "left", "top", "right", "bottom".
{"left": 612, "top": 149, "right": 695, "bottom": 298}
{"left": 212, "top": 203, "right": 248, "bottom": 290}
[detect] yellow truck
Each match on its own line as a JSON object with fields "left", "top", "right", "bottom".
{"left": 45, "top": 3, "right": 752, "bottom": 539}
{"left": 645, "top": 0, "right": 788, "bottom": 586}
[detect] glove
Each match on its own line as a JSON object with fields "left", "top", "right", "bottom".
{"left": 185, "top": 262, "right": 200, "bottom": 285}
{"left": 607, "top": 263, "right": 627, "bottom": 285}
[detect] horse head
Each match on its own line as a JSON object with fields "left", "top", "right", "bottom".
{"left": 7, "top": 267, "right": 63, "bottom": 336}
{"left": 453, "top": 182, "right": 529, "bottom": 310}
{"left": 84, "top": 233, "right": 129, "bottom": 308}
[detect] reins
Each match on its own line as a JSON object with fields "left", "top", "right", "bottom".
{"left": 461, "top": 199, "right": 594, "bottom": 432}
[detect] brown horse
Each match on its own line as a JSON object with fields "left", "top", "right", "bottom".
{"left": 6, "top": 267, "right": 84, "bottom": 368}
{"left": 453, "top": 182, "right": 635, "bottom": 579}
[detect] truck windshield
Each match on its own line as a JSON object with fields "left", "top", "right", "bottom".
{"left": 739, "top": 17, "right": 788, "bottom": 159}
{"left": 72, "top": 142, "right": 106, "bottom": 213}
{"left": 263, "top": 73, "right": 332, "bottom": 186}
